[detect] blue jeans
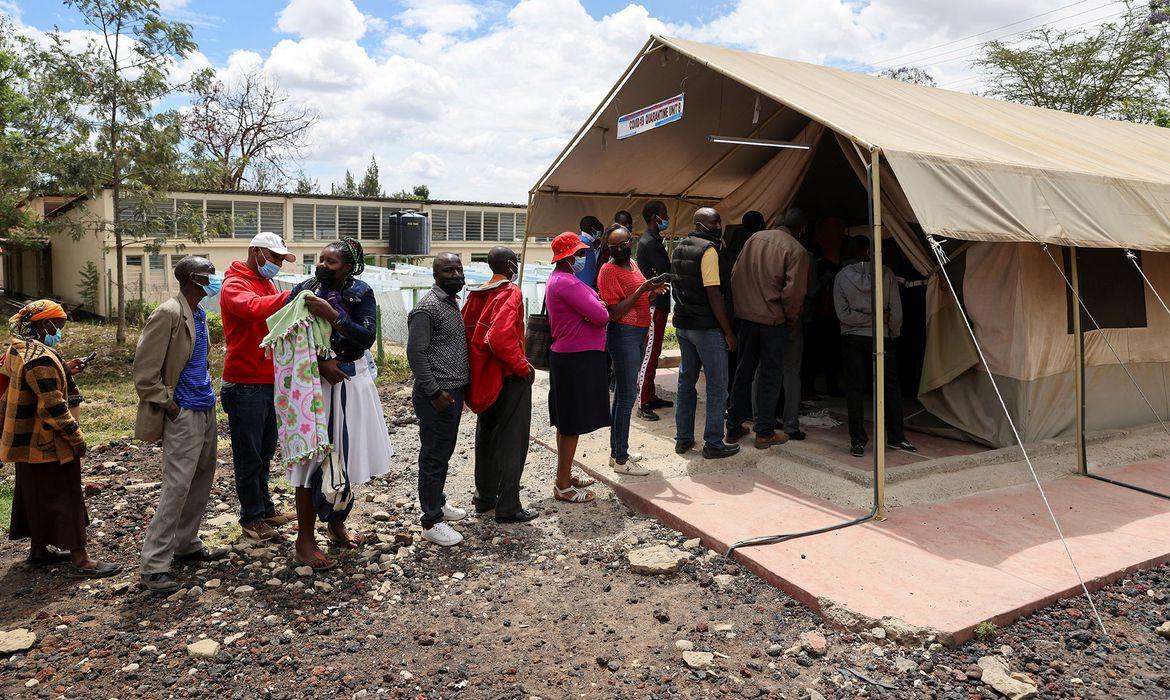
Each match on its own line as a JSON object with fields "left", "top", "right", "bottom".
{"left": 727, "top": 321, "right": 789, "bottom": 436}
{"left": 675, "top": 327, "right": 730, "bottom": 449}
{"left": 607, "top": 323, "right": 648, "bottom": 462}
{"left": 220, "top": 383, "right": 277, "bottom": 525}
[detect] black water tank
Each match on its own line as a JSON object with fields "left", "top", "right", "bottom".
{"left": 386, "top": 210, "right": 429, "bottom": 255}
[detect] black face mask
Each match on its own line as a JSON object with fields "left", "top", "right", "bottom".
{"left": 315, "top": 266, "right": 337, "bottom": 287}
{"left": 611, "top": 247, "right": 633, "bottom": 264}
{"left": 439, "top": 278, "right": 465, "bottom": 296}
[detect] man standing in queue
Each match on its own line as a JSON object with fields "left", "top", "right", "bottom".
{"left": 635, "top": 200, "right": 674, "bottom": 421}
{"left": 461, "top": 246, "right": 538, "bottom": 524}
{"left": 407, "top": 253, "right": 471, "bottom": 546}
{"left": 670, "top": 208, "right": 740, "bottom": 460}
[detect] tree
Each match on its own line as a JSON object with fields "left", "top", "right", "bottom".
{"left": 334, "top": 170, "right": 357, "bottom": 196}
{"left": 977, "top": 3, "right": 1165, "bottom": 122}
{"left": 880, "top": 66, "right": 936, "bottom": 87}
{"left": 358, "top": 155, "right": 382, "bottom": 197}
{"left": 294, "top": 170, "right": 319, "bottom": 194}
{"left": 182, "top": 67, "right": 317, "bottom": 190}
{"left": 0, "top": 21, "right": 94, "bottom": 244}
{"left": 1146, "top": 0, "right": 1170, "bottom": 126}
{"left": 392, "top": 184, "right": 429, "bottom": 200}
{"left": 57, "top": 0, "right": 198, "bottom": 344}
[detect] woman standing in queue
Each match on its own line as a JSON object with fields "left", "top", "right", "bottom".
{"left": 597, "top": 224, "right": 668, "bottom": 475}
{"left": 288, "top": 237, "right": 393, "bottom": 569}
{"left": 546, "top": 232, "right": 609, "bottom": 503}
{"left": 1, "top": 300, "right": 120, "bottom": 577}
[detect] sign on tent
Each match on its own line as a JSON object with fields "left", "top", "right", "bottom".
{"left": 617, "top": 93, "right": 684, "bottom": 140}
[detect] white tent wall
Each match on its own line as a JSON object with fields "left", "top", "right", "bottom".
{"left": 920, "top": 243, "right": 1170, "bottom": 447}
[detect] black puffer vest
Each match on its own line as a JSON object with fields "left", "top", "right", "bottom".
{"left": 670, "top": 229, "right": 726, "bottom": 330}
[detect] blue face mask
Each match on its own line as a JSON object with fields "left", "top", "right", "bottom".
{"left": 657, "top": 218, "right": 669, "bottom": 232}
{"left": 199, "top": 273, "right": 223, "bottom": 297}
{"left": 571, "top": 256, "right": 587, "bottom": 274}
{"left": 44, "top": 327, "right": 62, "bottom": 347}
{"left": 259, "top": 261, "right": 280, "bottom": 279}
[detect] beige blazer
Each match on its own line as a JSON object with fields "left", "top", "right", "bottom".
{"left": 133, "top": 293, "right": 197, "bottom": 442}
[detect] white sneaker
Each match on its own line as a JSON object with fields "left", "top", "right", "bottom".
{"left": 422, "top": 522, "right": 463, "bottom": 547}
{"left": 610, "top": 456, "right": 651, "bottom": 476}
{"left": 441, "top": 504, "right": 468, "bottom": 521}
{"left": 627, "top": 452, "right": 643, "bottom": 463}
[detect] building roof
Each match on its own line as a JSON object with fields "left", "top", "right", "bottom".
{"left": 150, "top": 188, "right": 526, "bottom": 209}
{"left": 530, "top": 35, "right": 1170, "bottom": 251}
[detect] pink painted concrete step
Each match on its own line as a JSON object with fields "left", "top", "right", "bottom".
{"left": 594, "top": 460, "right": 1170, "bottom": 644}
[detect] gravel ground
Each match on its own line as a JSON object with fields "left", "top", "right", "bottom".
{"left": 0, "top": 382, "right": 1168, "bottom": 699}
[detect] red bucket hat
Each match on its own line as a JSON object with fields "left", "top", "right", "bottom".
{"left": 550, "top": 231, "right": 588, "bottom": 263}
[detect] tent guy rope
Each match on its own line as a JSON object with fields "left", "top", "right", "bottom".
{"left": 928, "top": 235, "right": 1109, "bottom": 640}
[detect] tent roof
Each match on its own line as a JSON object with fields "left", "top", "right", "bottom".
{"left": 529, "top": 36, "right": 1170, "bottom": 251}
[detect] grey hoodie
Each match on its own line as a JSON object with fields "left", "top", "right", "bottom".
{"left": 833, "top": 261, "right": 902, "bottom": 338}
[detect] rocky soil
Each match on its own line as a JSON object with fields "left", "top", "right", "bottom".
{"left": 1, "top": 383, "right": 1168, "bottom": 699}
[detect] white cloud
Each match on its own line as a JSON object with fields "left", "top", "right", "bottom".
{"left": 398, "top": 0, "right": 483, "bottom": 35}
{"left": 401, "top": 152, "right": 447, "bottom": 179}
{"left": 276, "top": 0, "right": 366, "bottom": 41}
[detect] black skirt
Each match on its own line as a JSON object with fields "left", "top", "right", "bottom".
{"left": 9, "top": 459, "right": 89, "bottom": 550}
{"left": 548, "top": 350, "right": 611, "bottom": 436}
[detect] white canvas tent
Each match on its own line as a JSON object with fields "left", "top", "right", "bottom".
{"left": 527, "top": 35, "right": 1170, "bottom": 456}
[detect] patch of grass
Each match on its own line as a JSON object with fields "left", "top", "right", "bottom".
{"left": 974, "top": 620, "right": 999, "bottom": 640}
{"left": 375, "top": 353, "right": 412, "bottom": 385}
{"left": 0, "top": 477, "right": 12, "bottom": 535}
{"left": 662, "top": 324, "right": 679, "bottom": 350}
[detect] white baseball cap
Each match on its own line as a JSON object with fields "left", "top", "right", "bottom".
{"left": 249, "top": 232, "right": 296, "bottom": 262}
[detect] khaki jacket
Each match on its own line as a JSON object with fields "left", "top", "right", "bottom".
{"left": 730, "top": 227, "right": 810, "bottom": 326}
{"left": 133, "top": 293, "right": 197, "bottom": 442}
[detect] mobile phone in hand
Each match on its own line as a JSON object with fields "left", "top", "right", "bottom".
{"left": 83, "top": 350, "right": 98, "bottom": 364}
{"left": 651, "top": 273, "right": 670, "bottom": 284}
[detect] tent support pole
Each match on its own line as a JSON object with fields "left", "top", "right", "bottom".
{"left": 871, "top": 148, "right": 887, "bottom": 521}
{"left": 518, "top": 191, "right": 533, "bottom": 291}
{"left": 1070, "top": 247, "right": 1087, "bottom": 475}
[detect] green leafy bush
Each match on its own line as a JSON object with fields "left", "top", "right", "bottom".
{"left": 206, "top": 312, "right": 223, "bottom": 344}
{"left": 125, "top": 299, "right": 157, "bottom": 326}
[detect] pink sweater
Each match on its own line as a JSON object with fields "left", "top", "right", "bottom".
{"left": 546, "top": 269, "right": 608, "bottom": 353}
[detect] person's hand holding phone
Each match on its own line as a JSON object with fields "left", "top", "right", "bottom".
{"left": 66, "top": 351, "right": 97, "bottom": 376}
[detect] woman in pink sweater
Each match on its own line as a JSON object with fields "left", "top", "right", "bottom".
{"left": 545, "top": 232, "right": 610, "bottom": 503}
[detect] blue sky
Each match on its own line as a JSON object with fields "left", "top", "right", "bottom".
{"left": 5, "top": 1, "right": 1129, "bottom": 202}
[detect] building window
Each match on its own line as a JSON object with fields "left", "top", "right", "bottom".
{"left": 338, "top": 205, "right": 359, "bottom": 239}
{"left": 360, "top": 206, "right": 380, "bottom": 241}
{"left": 206, "top": 200, "right": 233, "bottom": 237}
{"left": 260, "top": 201, "right": 284, "bottom": 236}
{"left": 148, "top": 254, "right": 166, "bottom": 289}
{"left": 125, "top": 255, "right": 144, "bottom": 299}
{"left": 470, "top": 254, "right": 489, "bottom": 263}
{"left": 316, "top": 204, "right": 337, "bottom": 240}
{"left": 302, "top": 253, "right": 316, "bottom": 274}
{"left": 482, "top": 212, "right": 500, "bottom": 242}
{"left": 293, "top": 203, "right": 314, "bottom": 241}
{"left": 149, "top": 198, "right": 175, "bottom": 238}
{"left": 175, "top": 199, "right": 203, "bottom": 238}
{"left": 464, "top": 211, "right": 482, "bottom": 241}
{"left": 234, "top": 201, "right": 259, "bottom": 239}
{"left": 447, "top": 210, "right": 465, "bottom": 241}
{"left": 430, "top": 209, "right": 447, "bottom": 240}
{"left": 498, "top": 213, "right": 515, "bottom": 241}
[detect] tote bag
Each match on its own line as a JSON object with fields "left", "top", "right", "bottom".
{"left": 525, "top": 299, "right": 551, "bottom": 370}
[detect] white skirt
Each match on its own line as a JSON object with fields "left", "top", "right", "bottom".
{"left": 288, "top": 356, "right": 394, "bottom": 489}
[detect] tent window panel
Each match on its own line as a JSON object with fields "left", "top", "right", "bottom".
{"left": 206, "top": 200, "right": 234, "bottom": 237}
{"left": 360, "top": 207, "right": 381, "bottom": 240}
{"left": 465, "top": 211, "right": 482, "bottom": 241}
{"left": 431, "top": 210, "right": 447, "bottom": 240}
{"left": 338, "top": 205, "right": 359, "bottom": 239}
{"left": 293, "top": 204, "right": 315, "bottom": 241}
{"left": 260, "top": 202, "right": 284, "bottom": 236}
{"left": 482, "top": 212, "right": 500, "bottom": 242}
{"left": 234, "top": 201, "right": 259, "bottom": 239}
{"left": 316, "top": 205, "right": 337, "bottom": 240}
{"left": 1065, "top": 248, "right": 1147, "bottom": 333}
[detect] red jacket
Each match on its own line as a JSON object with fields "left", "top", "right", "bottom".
{"left": 220, "top": 261, "right": 290, "bottom": 385}
{"left": 462, "top": 279, "right": 530, "bottom": 413}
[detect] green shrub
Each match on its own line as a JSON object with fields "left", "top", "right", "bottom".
{"left": 125, "top": 299, "right": 157, "bottom": 326}
{"left": 206, "top": 312, "right": 224, "bottom": 344}
{"left": 974, "top": 621, "right": 999, "bottom": 640}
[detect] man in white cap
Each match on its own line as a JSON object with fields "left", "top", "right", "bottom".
{"left": 220, "top": 232, "right": 296, "bottom": 542}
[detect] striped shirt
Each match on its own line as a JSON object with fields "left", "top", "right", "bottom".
{"left": 174, "top": 306, "right": 215, "bottom": 411}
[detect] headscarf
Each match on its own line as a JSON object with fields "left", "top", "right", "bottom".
{"left": 9, "top": 299, "right": 67, "bottom": 339}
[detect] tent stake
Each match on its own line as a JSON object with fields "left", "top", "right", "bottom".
{"left": 871, "top": 148, "right": 887, "bottom": 521}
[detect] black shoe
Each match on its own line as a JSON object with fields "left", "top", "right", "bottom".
{"left": 648, "top": 397, "right": 674, "bottom": 410}
{"left": 142, "top": 572, "right": 181, "bottom": 593}
{"left": 726, "top": 423, "right": 749, "bottom": 443}
{"left": 496, "top": 508, "right": 539, "bottom": 524}
{"left": 176, "top": 546, "right": 229, "bottom": 563}
{"left": 637, "top": 407, "right": 660, "bottom": 422}
{"left": 675, "top": 439, "right": 695, "bottom": 455}
{"left": 786, "top": 430, "right": 807, "bottom": 441}
{"left": 702, "top": 443, "right": 741, "bottom": 460}
{"left": 888, "top": 440, "right": 918, "bottom": 453}
{"left": 850, "top": 443, "right": 865, "bottom": 458}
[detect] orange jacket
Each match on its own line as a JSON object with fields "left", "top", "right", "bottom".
{"left": 461, "top": 279, "right": 530, "bottom": 413}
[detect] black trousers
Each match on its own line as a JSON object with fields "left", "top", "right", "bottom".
{"left": 841, "top": 335, "right": 906, "bottom": 446}
{"left": 413, "top": 386, "right": 464, "bottom": 529}
{"left": 474, "top": 377, "right": 532, "bottom": 518}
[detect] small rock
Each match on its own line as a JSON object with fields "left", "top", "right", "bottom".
{"left": 1156, "top": 621, "right": 1170, "bottom": 639}
{"left": 713, "top": 574, "right": 736, "bottom": 588}
{"left": 869, "top": 626, "right": 886, "bottom": 640}
{"left": 683, "top": 537, "right": 702, "bottom": 549}
{"left": 187, "top": 586, "right": 203, "bottom": 598}
{"left": 627, "top": 545, "right": 686, "bottom": 575}
{"left": 675, "top": 640, "right": 694, "bottom": 651}
{"left": 234, "top": 585, "right": 254, "bottom": 596}
{"left": 682, "top": 651, "right": 714, "bottom": 669}
{"left": 295, "top": 566, "right": 314, "bottom": 577}
{"left": 372, "top": 511, "right": 391, "bottom": 522}
{"left": 893, "top": 656, "right": 919, "bottom": 674}
{"left": 204, "top": 579, "right": 221, "bottom": 589}
{"left": 121, "top": 663, "right": 140, "bottom": 673}
{"left": 653, "top": 609, "right": 670, "bottom": 623}
{"left": 186, "top": 639, "right": 221, "bottom": 659}
{"left": 0, "top": 629, "right": 36, "bottom": 655}
{"left": 800, "top": 631, "right": 827, "bottom": 657}
{"left": 765, "top": 644, "right": 783, "bottom": 657}
{"left": 978, "top": 656, "right": 1038, "bottom": 700}
{"left": 806, "top": 690, "right": 826, "bottom": 700}
{"left": 224, "top": 633, "right": 244, "bottom": 645}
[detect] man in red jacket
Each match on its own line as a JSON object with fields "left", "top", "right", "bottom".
{"left": 220, "top": 232, "right": 295, "bottom": 542}
{"left": 462, "top": 246, "right": 538, "bottom": 524}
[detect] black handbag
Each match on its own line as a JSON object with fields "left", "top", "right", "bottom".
{"left": 525, "top": 298, "right": 552, "bottom": 370}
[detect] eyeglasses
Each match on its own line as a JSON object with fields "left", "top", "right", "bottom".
{"left": 607, "top": 242, "right": 631, "bottom": 252}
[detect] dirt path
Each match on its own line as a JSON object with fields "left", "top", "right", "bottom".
{"left": 0, "top": 383, "right": 1167, "bottom": 698}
